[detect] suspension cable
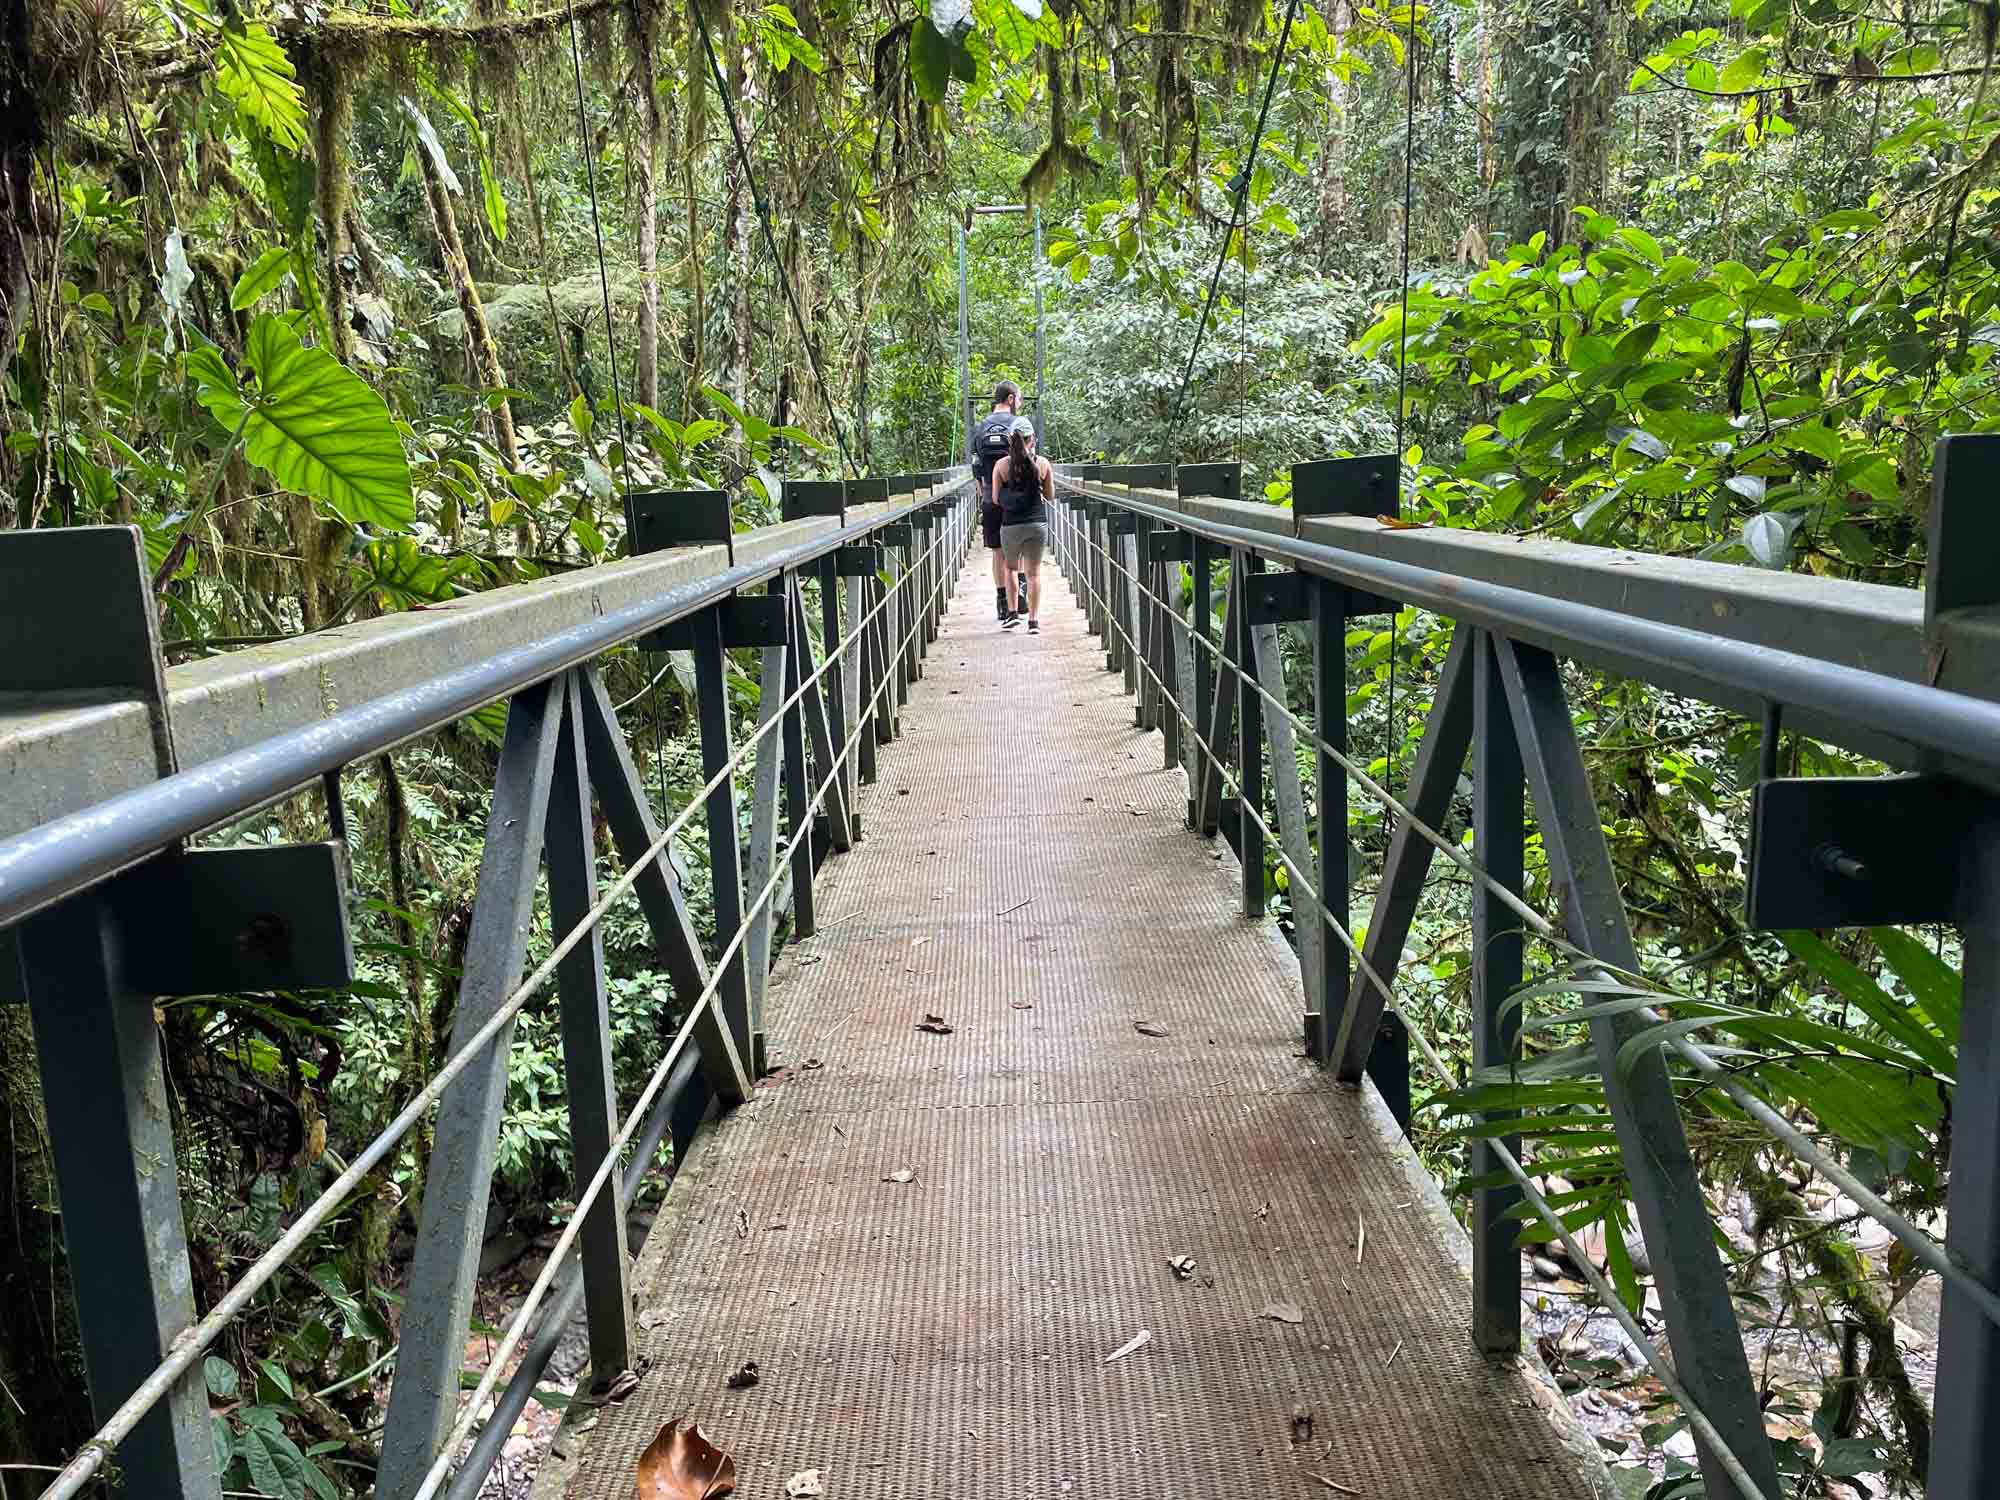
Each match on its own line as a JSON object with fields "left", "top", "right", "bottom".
{"left": 31, "top": 497, "right": 967, "bottom": 1500}
{"left": 687, "top": 0, "right": 859, "bottom": 477}
{"left": 1057, "top": 517, "right": 1776, "bottom": 1500}
{"left": 565, "top": 0, "right": 635, "bottom": 497}
{"left": 1060, "top": 491, "right": 2000, "bottom": 1333}
{"left": 1166, "top": 0, "right": 1303, "bottom": 457}
{"left": 412, "top": 522, "right": 964, "bottom": 1500}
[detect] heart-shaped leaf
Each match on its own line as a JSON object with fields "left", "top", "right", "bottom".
{"left": 197, "top": 315, "right": 414, "bottom": 531}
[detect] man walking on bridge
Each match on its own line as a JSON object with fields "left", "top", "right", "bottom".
{"left": 971, "top": 381, "right": 1023, "bottom": 626}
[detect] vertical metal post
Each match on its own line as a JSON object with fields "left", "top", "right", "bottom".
{"left": 1470, "top": 631, "right": 1524, "bottom": 1357}
{"left": 1495, "top": 636, "right": 1780, "bottom": 1500}
{"left": 743, "top": 602, "right": 788, "bottom": 1063}
{"left": 1133, "top": 516, "right": 1156, "bottom": 729}
{"left": 1160, "top": 549, "right": 1182, "bottom": 768}
{"left": 818, "top": 554, "right": 848, "bottom": 803}
{"left": 781, "top": 578, "right": 818, "bottom": 938}
{"left": 958, "top": 218, "right": 972, "bottom": 463}
{"left": 19, "top": 896, "right": 222, "bottom": 1500}
{"left": 1033, "top": 204, "right": 1049, "bottom": 453}
{"left": 545, "top": 674, "right": 632, "bottom": 1379}
{"left": 853, "top": 574, "right": 879, "bottom": 783}
{"left": 1236, "top": 552, "right": 1265, "bottom": 917}
{"left": 381, "top": 681, "right": 562, "bottom": 1498}
{"left": 1190, "top": 537, "right": 1217, "bottom": 830}
{"left": 691, "top": 606, "right": 753, "bottom": 1073}
{"left": 1931, "top": 796, "right": 2000, "bottom": 1499}
{"left": 1120, "top": 528, "right": 1142, "bottom": 697}
{"left": 871, "top": 574, "right": 897, "bottom": 746}
{"left": 1310, "top": 579, "right": 1350, "bottom": 1064}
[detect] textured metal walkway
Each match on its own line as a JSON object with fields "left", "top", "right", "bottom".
{"left": 540, "top": 554, "right": 1602, "bottom": 1500}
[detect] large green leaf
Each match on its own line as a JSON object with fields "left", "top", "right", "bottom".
{"left": 197, "top": 316, "right": 414, "bottom": 531}
{"left": 1781, "top": 930, "right": 1955, "bottom": 1075}
{"left": 214, "top": 22, "right": 308, "bottom": 151}
{"left": 232, "top": 248, "right": 293, "bottom": 310}
{"left": 238, "top": 1416, "right": 310, "bottom": 1500}
{"left": 910, "top": 19, "right": 954, "bottom": 103}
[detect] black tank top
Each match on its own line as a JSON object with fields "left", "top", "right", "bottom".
{"left": 999, "top": 457, "right": 1046, "bottom": 524}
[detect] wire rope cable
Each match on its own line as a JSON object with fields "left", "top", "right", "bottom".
{"left": 688, "top": 0, "right": 860, "bottom": 477}
{"left": 1166, "top": 0, "right": 1304, "bottom": 455}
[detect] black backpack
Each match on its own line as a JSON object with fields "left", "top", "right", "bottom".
{"left": 972, "top": 413, "right": 1014, "bottom": 478}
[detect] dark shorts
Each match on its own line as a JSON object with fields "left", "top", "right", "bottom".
{"left": 981, "top": 500, "right": 1003, "bottom": 550}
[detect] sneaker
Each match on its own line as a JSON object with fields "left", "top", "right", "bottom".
{"left": 1027, "top": 619, "right": 1040, "bottom": 634}
{"left": 1002, "top": 611, "right": 1019, "bottom": 630}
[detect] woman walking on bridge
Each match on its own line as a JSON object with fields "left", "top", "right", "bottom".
{"left": 992, "top": 416, "right": 1053, "bottom": 635}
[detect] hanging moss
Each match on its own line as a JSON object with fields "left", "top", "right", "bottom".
{"left": 304, "top": 48, "right": 356, "bottom": 364}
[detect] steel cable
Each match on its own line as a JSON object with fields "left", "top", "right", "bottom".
{"left": 1059, "top": 517, "right": 1778, "bottom": 1500}
{"left": 32, "top": 495, "right": 969, "bottom": 1500}
{"left": 1064, "top": 500, "right": 2000, "bottom": 1333}
{"left": 412, "top": 517, "right": 968, "bottom": 1500}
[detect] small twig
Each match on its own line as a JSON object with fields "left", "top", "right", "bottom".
{"left": 1384, "top": 1338, "right": 1404, "bottom": 1368}
{"left": 822, "top": 910, "right": 862, "bottom": 927}
{"left": 1306, "top": 1473, "right": 1361, "bottom": 1496}
{"left": 996, "top": 897, "right": 1035, "bottom": 917}
{"left": 1356, "top": 1219, "right": 1367, "bottom": 1267}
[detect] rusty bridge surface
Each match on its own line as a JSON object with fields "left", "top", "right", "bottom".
{"left": 537, "top": 550, "right": 1602, "bottom": 1500}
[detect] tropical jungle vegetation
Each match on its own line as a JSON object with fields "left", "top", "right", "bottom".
{"left": 4, "top": 0, "right": 1995, "bottom": 1491}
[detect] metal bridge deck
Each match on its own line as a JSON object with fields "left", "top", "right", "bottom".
{"left": 541, "top": 555, "right": 1600, "bottom": 1500}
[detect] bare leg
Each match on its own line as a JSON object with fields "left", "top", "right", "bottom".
{"left": 990, "top": 544, "right": 1008, "bottom": 593}
{"left": 1025, "top": 557, "right": 1042, "bottom": 620}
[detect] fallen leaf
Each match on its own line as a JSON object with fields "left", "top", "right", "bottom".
{"left": 882, "top": 1168, "right": 916, "bottom": 1184}
{"left": 1307, "top": 1473, "right": 1361, "bottom": 1495}
{"left": 635, "top": 1420, "right": 736, "bottom": 1499}
{"left": 1102, "top": 1330, "right": 1151, "bottom": 1364}
{"left": 785, "top": 1471, "right": 824, "bottom": 1498}
{"left": 1010, "top": 1000, "right": 1034, "bottom": 1010}
{"left": 638, "top": 1308, "right": 671, "bottom": 1331}
{"left": 1291, "top": 1405, "right": 1314, "bottom": 1444}
{"left": 1375, "top": 514, "right": 1433, "bottom": 530}
{"left": 1168, "top": 1255, "right": 1196, "bottom": 1281}
{"left": 803, "top": 1058, "right": 824, "bottom": 1071}
{"left": 1254, "top": 1201, "right": 1271, "bottom": 1220}
{"left": 1259, "top": 1300, "right": 1305, "bottom": 1325}
{"left": 724, "top": 1361, "right": 760, "bottom": 1391}
{"left": 915, "top": 1014, "right": 954, "bottom": 1034}
{"left": 1133, "top": 1020, "right": 1170, "bottom": 1038}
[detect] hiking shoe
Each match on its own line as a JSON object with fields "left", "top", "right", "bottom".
{"left": 1002, "top": 611, "right": 1019, "bottom": 630}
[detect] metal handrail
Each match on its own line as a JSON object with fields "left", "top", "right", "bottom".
{"left": 0, "top": 485, "right": 964, "bottom": 932}
{"left": 1074, "top": 499, "right": 2000, "bottom": 1333}
{"left": 24, "top": 490, "right": 972, "bottom": 1500}
{"left": 1060, "top": 512, "right": 1778, "bottom": 1500}
{"left": 1060, "top": 479, "right": 2000, "bottom": 778}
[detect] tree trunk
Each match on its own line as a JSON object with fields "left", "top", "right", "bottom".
{"left": 726, "top": 40, "right": 753, "bottom": 451}
{"left": 416, "top": 141, "right": 520, "bottom": 469}
{"left": 0, "top": 0, "right": 47, "bottom": 406}
{"left": 634, "top": 17, "right": 664, "bottom": 412}
{"left": 1499, "top": 0, "right": 1611, "bottom": 250}
{"left": 681, "top": 50, "right": 707, "bottom": 423}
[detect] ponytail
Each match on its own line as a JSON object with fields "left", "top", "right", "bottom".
{"left": 1008, "top": 431, "right": 1031, "bottom": 468}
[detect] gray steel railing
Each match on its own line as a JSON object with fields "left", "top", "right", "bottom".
{"left": 1049, "top": 438, "right": 2000, "bottom": 1500}
{"left": 0, "top": 471, "right": 974, "bottom": 1500}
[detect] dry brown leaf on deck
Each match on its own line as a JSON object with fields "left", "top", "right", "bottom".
{"left": 784, "top": 1471, "right": 824, "bottom": 1498}
{"left": 1258, "top": 1300, "right": 1305, "bottom": 1325}
{"left": 635, "top": 1420, "right": 736, "bottom": 1499}
{"left": 1133, "top": 1020, "right": 1170, "bottom": 1038}
{"left": 882, "top": 1167, "right": 917, "bottom": 1184}
{"left": 1168, "top": 1255, "right": 1197, "bottom": 1281}
{"left": 725, "top": 1361, "right": 760, "bottom": 1390}
{"left": 1374, "top": 514, "right": 1433, "bottom": 530}
{"left": 915, "top": 1014, "right": 955, "bottom": 1035}
{"left": 1010, "top": 1000, "right": 1034, "bottom": 1010}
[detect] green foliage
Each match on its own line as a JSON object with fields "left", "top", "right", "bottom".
{"left": 193, "top": 316, "right": 415, "bottom": 530}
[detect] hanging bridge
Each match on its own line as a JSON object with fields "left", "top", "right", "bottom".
{"left": 3, "top": 450, "right": 2000, "bottom": 1500}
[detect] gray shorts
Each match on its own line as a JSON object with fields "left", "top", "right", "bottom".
{"left": 998, "top": 522, "right": 1048, "bottom": 563}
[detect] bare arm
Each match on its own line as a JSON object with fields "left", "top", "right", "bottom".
{"left": 1038, "top": 457, "right": 1053, "bottom": 501}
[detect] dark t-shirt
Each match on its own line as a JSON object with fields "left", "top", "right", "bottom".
{"left": 997, "top": 455, "right": 1049, "bottom": 525}
{"left": 970, "top": 412, "right": 1016, "bottom": 499}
